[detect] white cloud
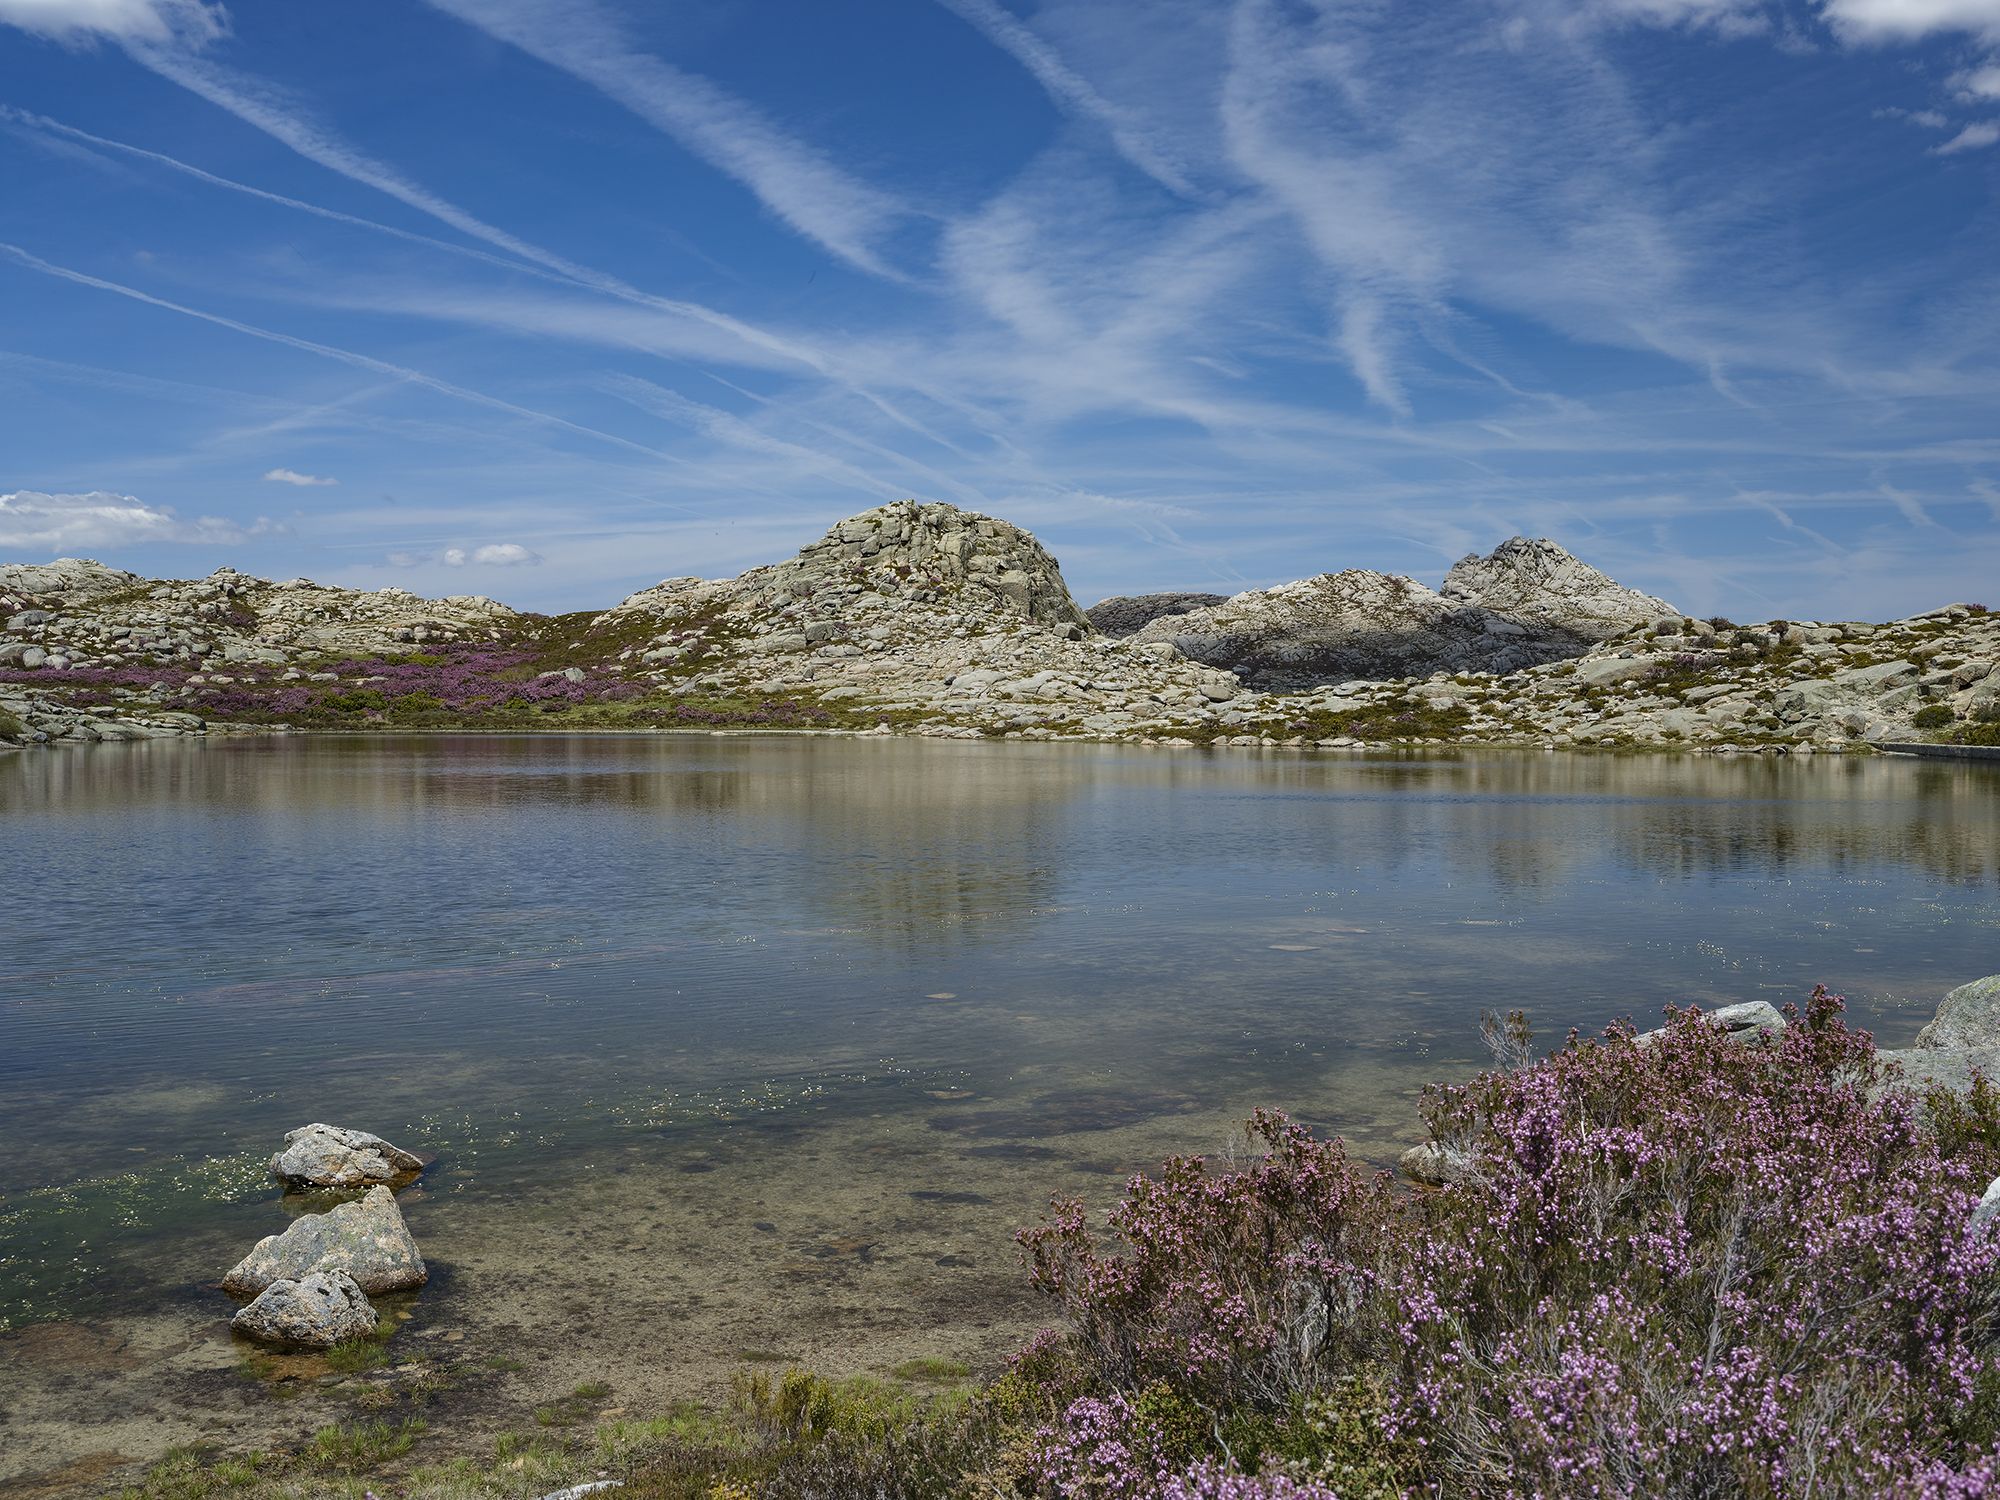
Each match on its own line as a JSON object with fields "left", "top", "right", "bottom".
{"left": 1952, "top": 63, "right": 2000, "bottom": 97}
{"left": 1819, "top": 0, "right": 2000, "bottom": 43}
{"left": 263, "top": 466, "right": 336, "bottom": 487}
{"left": 1876, "top": 104, "right": 1951, "bottom": 125}
{"left": 473, "top": 542, "right": 537, "bottom": 565}
{"left": 1935, "top": 119, "right": 2000, "bottom": 150}
{"left": 0, "top": 0, "right": 223, "bottom": 45}
{"left": 0, "top": 488, "right": 263, "bottom": 550}
{"left": 440, "top": 542, "right": 539, "bottom": 566}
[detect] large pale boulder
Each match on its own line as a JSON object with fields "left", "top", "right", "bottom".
{"left": 1914, "top": 976, "right": 2000, "bottom": 1051}
{"left": 230, "top": 1269, "right": 377, "bottom": 1349}
{"left": 1636, "top": 1000, "right": 1785, "bottom": 1048}
{"left": 223, "top": 1185, "right": 426, "bottom": 1296}
{"left": 270, "top": 1122, "right": 422, "bottom": 1190}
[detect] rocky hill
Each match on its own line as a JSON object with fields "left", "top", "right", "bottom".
{"left": 1122, "top": 538, "right": 1676, "bottom": 689}
{"left": 2, "top": 502, "right": 1995, "bottom": 756}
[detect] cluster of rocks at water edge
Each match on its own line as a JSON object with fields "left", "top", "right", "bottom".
{"left": 223, "top": 1123, "right": 428, "bottom": 1350}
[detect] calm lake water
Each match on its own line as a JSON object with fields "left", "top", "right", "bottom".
{"left": 4, "top": 736, "right": 1999, "bottom": 1487}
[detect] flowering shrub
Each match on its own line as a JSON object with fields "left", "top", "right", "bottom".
{"left": 1161, "top": 1460, "right": 1344, "bottom": 1499}
{"left": 1020, "top": 1110, "right": 1395, "bottom": 1410}
{"left": 1016, "top": 990, "right": 2000, "bottom": 1497}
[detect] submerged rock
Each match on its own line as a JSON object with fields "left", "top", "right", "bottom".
{"left": 230, "top": 1269, "right": 377, "bottom": 1349}
{"left": 223, "top": 1184, "right": 427, "bottom": 1296}
{"left": 1914, "top": 975, "right": 2000, "bottom": 1051}
{"left": 270, "top": 1122, "right": 423, "bottom": 1190}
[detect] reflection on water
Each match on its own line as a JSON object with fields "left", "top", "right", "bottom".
{"left": 2, "top": 736, "right": 1997, "bottom": 1489}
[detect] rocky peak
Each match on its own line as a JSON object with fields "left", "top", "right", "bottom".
{"left": 764, "top": 500, "right": 1090, "bottom": 629}
{"left": 1441, "top": 537, "right": 1675, "bottom": 643}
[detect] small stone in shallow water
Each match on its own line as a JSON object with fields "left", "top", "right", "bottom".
{"left": 230, "top": 1269, "right": 377, "bottom": 1350}
{"left": 269, "top": 1122, "right": 422, "bottom": 1191}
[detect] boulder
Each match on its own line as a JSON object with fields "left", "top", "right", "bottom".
{"left": 1977, "top": 1178, "right": 2000, "bottom": 1234}
{"left": 270, "top": 1122, "right": 423, "bottom": 1190}
{"left": 230, "top": 1269, "right": 377, "bottom": 1349}
{"left": 1914, "top": 976, "right": 2000, "bottom": 1051}
{"left": 223, "top": 1184, "right": 427, "bottom": 1296}
{"left": 1703, "top": 1000, "right": 1786, "bottom": 1041}
{"left": 1638, "top": 1000, "right": 1785, "bottom": 1048}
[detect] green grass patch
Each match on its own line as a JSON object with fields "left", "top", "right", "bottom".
{"left": 304, "top": 1416, "right": 427, "bottom": 1472}
{"left": 891, "top": 1356, "right": 972, "bottom": 1382}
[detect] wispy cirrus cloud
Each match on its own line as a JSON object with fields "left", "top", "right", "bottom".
{"left": 418, "top": 0, "right": 909, "bottom": 278}
{"left": 929, "top": 0, "right": 1196, "bottom": 196}
{"left": 0, "top": 241, "right": 688, "bottom": 463}
{"left": 0, "top": 0, "right": 222, "bottom": 45}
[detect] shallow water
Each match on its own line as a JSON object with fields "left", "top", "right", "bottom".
{"left": 4, "top": 736, "right": 1999, "bottom": 1488}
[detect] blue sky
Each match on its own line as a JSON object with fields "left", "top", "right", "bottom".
{"left": 1, "top": 0, "right": 1997, "bottom": 618}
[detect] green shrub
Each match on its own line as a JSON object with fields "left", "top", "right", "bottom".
{"left": 1913, "top": 704, "right": 1955, "bottom": 729}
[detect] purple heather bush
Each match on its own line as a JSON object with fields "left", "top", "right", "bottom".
{"left": 1014, "top": 989, "right": 2000, "bottom": 1497}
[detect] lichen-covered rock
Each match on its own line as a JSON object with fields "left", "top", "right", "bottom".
{"left": 230, "top": 1269, "right": 377, "bottom": 1349}
{"left": 270, "top": 1122, "right": 423, "bottom": 1190}
{"left": 1914, "top": 976, "right": 2000, "bottom": 1050}
{"left": 222, "top": 1184, "right": 426, "bottom": 1296}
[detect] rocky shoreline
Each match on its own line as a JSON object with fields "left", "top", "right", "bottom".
{"left": 4, "top": 501, "right": 1995, "bottom": 756}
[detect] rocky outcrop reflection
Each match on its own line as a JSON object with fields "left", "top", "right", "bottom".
{"left": 0, "top": 735, "right": 1093, "bottom": 950}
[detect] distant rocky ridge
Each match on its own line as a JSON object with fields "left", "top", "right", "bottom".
{"left": 2, "top": 500, "right": 1995, "bottom": 756}
{"left": 1119, "top": 537, "right": 1676, "bottom": 690}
